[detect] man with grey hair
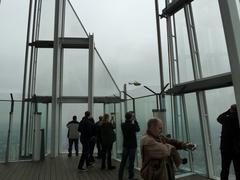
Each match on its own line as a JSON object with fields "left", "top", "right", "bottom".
{"left": 140, "top": 118, "right": 195, "bottom": 180}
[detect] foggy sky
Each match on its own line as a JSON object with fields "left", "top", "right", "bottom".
{"left": 0, "top": 0, "right": 231, "bottom": 99}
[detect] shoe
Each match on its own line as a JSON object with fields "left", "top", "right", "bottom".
{"left": 68, "top": 153, "right": 72, "bottom": 157}
{"left": 108, "top": 166, "right": 116, "bottom": 170}
{"left": 78, "top": 168, "right": 88, "bottom": 172}
{"left": 87, "top": 163, "right": 95, "bottom": 167}
{"left": 76, "top": 153, "right": 79, "bottom": 156}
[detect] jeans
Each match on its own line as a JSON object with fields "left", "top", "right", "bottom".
{"left": 78, "top": 140, "right": 90, "bottom": 169}
{"left": 101, "top": 143, "right": 113, "bottom": 168}
{"left": 221, "top": 151, "right": 240, "bottom": 180}
{"left": 68, "top": 139, "right": 79, "bottom": 155}
{"left": 118, "top": 148, "right": 136, "bottom": 179}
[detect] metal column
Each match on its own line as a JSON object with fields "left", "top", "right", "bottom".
{"left": 219, "top": 0, "right": 240, "bottom": 124}
{"left": 51, "top": 0, "right": 65, "bottom": 157}
{"left": 88, "top": 35, "right": 95, "bottom": 115}
{"left": 123, "top": 83, "right": 127, "bottom": 114}
{"left": 184, "top": 4, "right": 214, "bottom": 177}
{"left": 20, "top": 0, "right": 34, "bottom": 158}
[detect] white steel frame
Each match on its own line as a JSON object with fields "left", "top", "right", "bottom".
{"left": 219, "top": 0, "right": 240, "bottom": 125}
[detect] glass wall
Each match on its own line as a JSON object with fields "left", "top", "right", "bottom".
{"left": 205, "top": 87, "right": 236, "bottom": 178}
{"left": 0, "top": 0, "right": 28, "bottom": 99}
{"left": 65, "top": 0, "right": 88, "bottom": 37}
{"left": 35, "top": 49, "right": 53, "bottom": 96}
{"left": 175, "top": 10, "right": 194, "bottom": 83}
{"left": 185, "top": 93, "right": 207, "bottom": 174}
{"left": 62, "top": 49, "right": 89, "bottom": 96}
{"left": 192, "top": 0, "right": 230, "bottom": 77}
{"left": 39, "top": 0, "right": 55, "bottom": 40}
{"left": 0, "top": 101, "right": 22, "bottom": 162}
{"left": 134, "top": 96, "right": 157, "bottom": 168}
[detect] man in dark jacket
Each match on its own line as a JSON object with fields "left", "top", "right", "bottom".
{"left": 217, "top": 104, "right": 240, "bottom": 180}
{"left": 78, "top": 111, "right": 95, "bottom": 171}
{"left": 66, "top": 115, "right": 80, "bottom": 157}
{"left": 118, "top": 111, "right": 140, "bottom": 180}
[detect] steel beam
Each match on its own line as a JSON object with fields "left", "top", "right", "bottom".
{"left": 219, "top": 0, "right": 240, "bottom": 125}
{"left": 162, "top": 0, "right": 194, "bottom": 17}
{"left": 166, "top": 73, "right": 232, "bottom": 95}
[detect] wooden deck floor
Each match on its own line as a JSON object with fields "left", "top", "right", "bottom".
{"left": 0, "top": 155, "right": 141, "bottom": 180}
{"left": 0, "top": 155, "right": 212, "bottom": 180}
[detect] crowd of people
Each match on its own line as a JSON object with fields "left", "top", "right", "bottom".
{"left": 66, "top": 104, "right": 240, "bottom": 180}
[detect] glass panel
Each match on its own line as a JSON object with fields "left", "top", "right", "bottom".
{"left": 94, "top": 51, "right": 119, "bottom": 96}
{"left": 61, "top": 103, "right": 88, "bottom": 153}
{"left": 205, "top": 87, "right": 236, "bottom": 178}
{"left": 39, "top": 0, "right": 55, "bottom": 40}
{"left": 175, "top": 10, "right": 195, "bottom": 83}
{"left": 63, "top": 49, "right": 89, "bottom": 96}
{"left": 0, "top": 0, "right": 28, "bottom": 99}
{"left": 35, "top": 49, "right": 53, "bottom": 96}
{"left": 9, "top": 101, "right": 22, "bottom": 161}
{"left": 192, "top": 0, "right": 230, "bottom": 77}
{"left": 93, "top": 104, "right": 104, "bottom": 120}
{"left": 185, "top": 93, "right": 207, "bottom": 175}
{"left": 0, "top": 101, "right": 11, "bottom": 162}
{"left": 0, "top": 101, "right": 21, "bottom": 162}
{"left": 135, "top": 96, "right": 157, "bottom": 168}
{"left": 127, "top": 99, "right": 133, "bottom": 112}
{"left": 64, "top": 1, "right": 88, "bottom": 37}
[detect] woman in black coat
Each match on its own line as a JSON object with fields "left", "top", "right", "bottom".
{"left": 100, "top": 113, "right": 116, "bottom": 170}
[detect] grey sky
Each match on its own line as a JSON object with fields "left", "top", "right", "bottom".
{"left": 70, "top": 0, "right": 161, "bottom": 90}
{"left": 0, "top": 0, "right": 231, "bottom": 99}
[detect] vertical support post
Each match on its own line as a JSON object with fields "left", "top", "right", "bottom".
{"left": 88, "top": 34, "right": 95, "bottom": 115}
{"left": 165, "top": 0, "right": 177, "bottom": 138}
{"left": 25, "top": 0, "right": 40, "bottom": 157}
{"left": 154, "top": 0, "right": 165, "bottom": 92}
{"left": 58, "top": 0, "right": 65, "bottom": 155}
{"left": 181, "top": 95, "right": 194, "bottom": 172}
{"left": 132, "top": 99, "right": 136, "bottom": 115}
{"left": 103, "top": 103, "right": 106, "bottom": 114}
{"left": 45, "top": 103, "right": 49, "bottom": 154}
{"left": 33, "top": 112, "right": 41, "bottom": 161}
{"left": 20, "top": 0, "right": 34, "bottom": 158}
{"left": 184, "top": 4, "right": 214, "bottom": 177}
{"left": 123, "top": 84, "right": 127, "bottom": 114}
{"left": 5, "top": 94, "right": 14, "bottom": 163}
{"left": 219, "top": 0, "right": 240, "bottom": 125}
{"left": 51, "top": 0, "right": 65, "bottom": 157}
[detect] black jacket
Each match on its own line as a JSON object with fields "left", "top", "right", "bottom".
{"left": 121, "top": 120, "right": 140, "bottom": 148}
{"left": 78, "top": 116, "right": 95, "bottom": 142}
{"left": 100, "top": 122, "right": 115, "bottom": 145}
{"left": 217, "top": 109, "right": 240, "bottom": 153}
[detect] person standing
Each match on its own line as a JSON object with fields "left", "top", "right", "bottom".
{"left": 118, "top": 112, "right": 140, "bottom": 180}
{"left": 217, "top": 104, "right": 240, "bottom": 180}
{"left": 140, "top": 118, "right": 195, "bottom": 180}
{"left": 100, "top": 114, "right": 116, "bottom": 170}
{"left": 96, "top": 115, "right": 103, "bottom": 159}
{"left": 88, "top": 115, "right": 96, "bottom": 163}
{"left": 66, "top": 115, "right": 80, "bottom": 157}
{"left": 78, "top": 111, "right": 95, "bottom": 171}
